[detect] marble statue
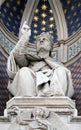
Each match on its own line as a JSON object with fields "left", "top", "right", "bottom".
{"left": 7, "top": 21, "right": 74, "bottom": 97}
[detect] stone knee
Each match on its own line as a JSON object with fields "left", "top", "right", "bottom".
{"left": 15, "top": 67, "right": 36, "bottom": 96}
{"left": 19, "top": 67, "right": 34, "bottom": 75}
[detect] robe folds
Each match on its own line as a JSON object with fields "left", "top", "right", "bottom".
{"left": 7, "top": 51, "right": 74, "bottom": 97}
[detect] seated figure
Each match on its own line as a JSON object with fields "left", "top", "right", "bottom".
{"left": 7, "top": 21, "right": 74, "bottom": 97}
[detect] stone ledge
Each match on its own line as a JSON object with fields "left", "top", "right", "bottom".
{"left": 7, "top": 97, "right": 75, "bottom": 115}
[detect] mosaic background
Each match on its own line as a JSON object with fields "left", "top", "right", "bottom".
{"left": 1, "top": 0, "right": 81, "bottom": 43}
{"left": 0, "top": 0, "right": 81, "bottom": 116}
{"left": 0, "top": 51, "right": 9, "bottom": 116}
{"left": 68, "top": 57, "right": 81, "bottom": 115}
{"left": 61, "top": 0, "right": 81, "bottom": 36}
{"left": 1, "top": 0, "right": 27, "bottom": 37}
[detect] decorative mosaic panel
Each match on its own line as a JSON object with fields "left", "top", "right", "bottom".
{"left": 0, "top": 51, "right": 9, "bottom": 116}
{"left": 0, "top": 30, "right": 15, "bottom": 53}
{"left": 67, "top": 37, "right": 81, "bottom": 60}
{"left": 67, "top": 57, "right": 81, "bottom": 115}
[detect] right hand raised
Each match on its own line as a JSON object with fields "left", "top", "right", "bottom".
{"left": 20, "top": 21, "right": 31, "bottom": 41}
{"left": 11, "top": 21, "right": 31, "bottom": 54}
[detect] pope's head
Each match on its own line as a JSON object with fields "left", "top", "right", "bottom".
{"left": 36, "top": 32, "right": 53, "bottom": 53}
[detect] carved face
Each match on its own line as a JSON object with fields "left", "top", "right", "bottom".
{"left": 36, "top": 35, "right": 52, "bottom": 52}
{"left": 34, "top": 108, "right": 44, "bottom": 119}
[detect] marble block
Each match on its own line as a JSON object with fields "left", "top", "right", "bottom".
{"left": 7, "top": 96, "right": 75, "bottom": 115}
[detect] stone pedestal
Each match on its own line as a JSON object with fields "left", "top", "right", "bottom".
{"left": 7, "top": 96, "right": 75, "bottom": 115}
{"left": 0, "top": 96, "right": 81, "bottom": 130}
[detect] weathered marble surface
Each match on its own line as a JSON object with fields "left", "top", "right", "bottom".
{"left": 7, "top": 21, "right": 74, "bottom": 98}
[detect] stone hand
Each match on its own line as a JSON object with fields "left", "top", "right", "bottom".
{"left": 20, "top": 21, "right": 31, "bottom": 41}
{"left": 12, "top": 21, "right": 31, "bottom": 54}
{"left": 37, "top": 119, "right": 47, "bottom": 129}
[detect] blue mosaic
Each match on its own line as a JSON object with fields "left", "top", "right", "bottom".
{"left": 61, "top": 0, "right": 81, "bottom": 36}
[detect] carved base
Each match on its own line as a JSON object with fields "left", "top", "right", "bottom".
{"left": 0, "top": 96, "right": 81, "bottom": 130}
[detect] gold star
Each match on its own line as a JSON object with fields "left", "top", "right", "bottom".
{"left": 2, "top": 14, "right": 5, "bottom": 18}
{"left": 76, "top": 18, "right": 79, "bottom": 22}
{"left": 49, "top": 24, "right": 54, "bottom": 28}
{"left": 67, "top": 0, "right": 70, "bottom": 4}
{"left": 34, "top": 30, "right": 38, "bottom": 34}
{"left": 4, "top": 8, "right": 7, "bottom": 13}
{"left": 15, "top": 20, "right": 18, "bottom": 25}
{"left": 13, "top": 6, "right": 17, "bottom": 11}
{"left": 34, "top": 24, "right": 38, "bottom": 28}
{"left": 8, "top": 17, "right": 11, "bottom": 21}
{"left": 78, "top": 23, "right": 80, "bottom": 27}
{"left": 41, "top": 4, "right": 47, "bottom": 10}
{"left": 67, "top": 15, "right": 70, "bottom": 19}
{"left": 50, "top": 17, "right": 54, "bottom": 21}
{"left": 41, "top": 13, "right": 47, "bottom": 18}
{"left": 74, "top": 12, "right": 77, "bottom": 16}
{"left": 64, "top": 9, "right": 67, "bottom": 14}
{"left": 49, "top": 9, "right": 53, "bottom": 13}
{"left": 33, "top": 16, "right": 39, "bottom": 21}
{"left": 17, "top": 0, "right": 21, "bottom": 5}
{"left": 42, "top": 20, "right": 46, "bottom": 25}
{"left": 71, "top": 6, "right": 74, "bottom": 10}
{"left": 10, "top": 12, "right": 13, "bottom": 17}
{"left": 6, "top": 2, "right": 10, "bottom": 7}
{"left": 13, "top": 26, "right": 16, "bottom": 30}
{"left": 41, "top": 27, "right": 46, "bottom": 31}
{"left": 78, "top": 2, "right": 81, "bottom": 7}
{"left": 70, "top": 20, "right": 73, "bottom": 25}
{"left": 35, "top": 9, "right": 39, "bottom": 13}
